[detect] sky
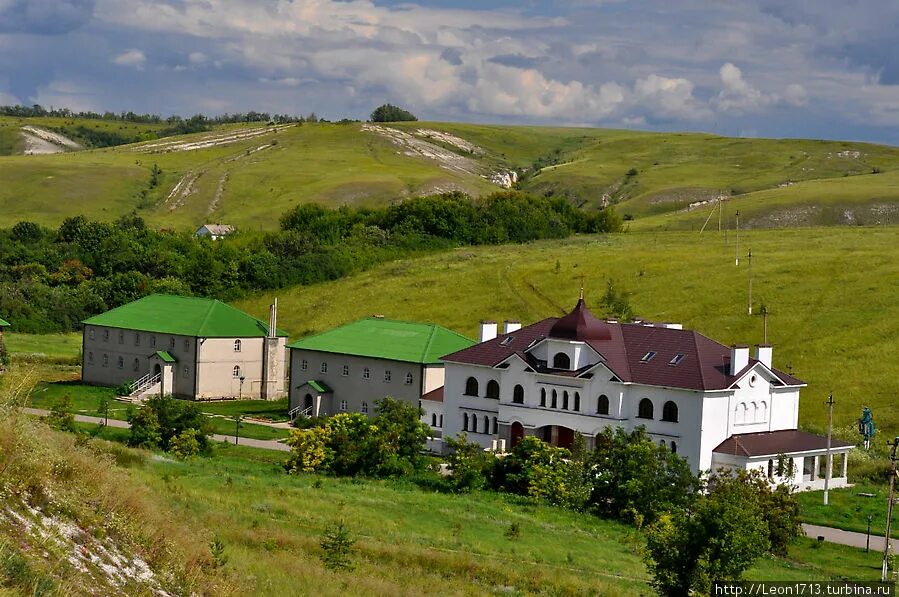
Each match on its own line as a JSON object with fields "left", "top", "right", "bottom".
{"left": 2, "top": 0, "right": 899, "bottom": 144}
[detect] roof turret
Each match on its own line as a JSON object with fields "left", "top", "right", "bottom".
{"left": 548, "top": 297, "right": 612, "bottom": 341}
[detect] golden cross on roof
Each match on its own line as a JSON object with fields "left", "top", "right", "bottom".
{"left": 579, "top": 273, "right": 585, "bottom": 300}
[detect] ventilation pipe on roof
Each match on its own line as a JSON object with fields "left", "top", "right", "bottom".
{"left": 504, "top": 320, "right": 522, "bottom": 334}
{"left": 730, "top": 344, "right": 750, "bottom": 375}
{"left": 480, "top": 320, "right": 498, "bottom": 343}
{"left": 756, "top": 344, "right": 773, "bottom": 368}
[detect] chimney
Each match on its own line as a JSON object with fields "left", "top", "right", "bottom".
{"left": 479, "top": 320, "right": 497, "bottom": 343}
{"left": 756, "top": 344, "right": 773, "bottom": 368}
{"left": 730, "top": 344, "right": 749, "bottom": 375}
{"left": 268, "top": 298, "right": 278, "bottom": 338}
{"left": 504, "top": 320, "right": 521, "bottom": 334}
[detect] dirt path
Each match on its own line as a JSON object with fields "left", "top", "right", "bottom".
{"left": 21, "top": 125, "right": 82, "bottom": 155}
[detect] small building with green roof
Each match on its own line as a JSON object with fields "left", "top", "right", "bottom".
{"left": 287, "top": 317, "right": 474, "bottom": 425}
{"left": 81, "top": 294, "right": 287, "bottom": 400}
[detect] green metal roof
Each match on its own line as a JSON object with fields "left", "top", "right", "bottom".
{"left": 82, "top": 295, "right": 288, "bottom": 339}
{"left": 303, "top": 380, "right": 332, "bottom": 393}
{"left": 151, "top": 350, "right": 176, "bottom": 363}
{"left": 0, "top": 318, "right": 9, "bottom": 327}
{"left": 287, "top": 318, "right": 474, "bottom": 365}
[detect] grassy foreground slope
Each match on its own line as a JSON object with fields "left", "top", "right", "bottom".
{"left": 4, "top": 117, "right": 899, "bottom": 231}
{"left": 236, "top": 226, "right": 899, "bottom": 437}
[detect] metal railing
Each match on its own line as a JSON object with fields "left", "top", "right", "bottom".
{"left": 129, "top": 372, "right": 161, "bottom": 398}
{"left": 288, "top": 405, "right": 313, "bottom": 420}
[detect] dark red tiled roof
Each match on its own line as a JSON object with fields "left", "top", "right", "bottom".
{"left": 421, "top": 387, "right": 444, "bottom": 402}
{"left": 440, "top": 301, "right": 806, "bottom": 392}
{"left": 713, "top": 430, "right": 852, "bottom": 457}
{"left": 548, "top": 298, "right": 612, "bottom": 341}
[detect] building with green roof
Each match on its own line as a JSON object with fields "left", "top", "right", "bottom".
{"left": 287, "top": 317, "right": 474, "bottom": 424}
{"left": 81, "top": 295, "right": 287, "bottom": 401}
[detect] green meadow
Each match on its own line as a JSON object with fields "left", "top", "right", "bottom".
{"left": 3, "top": 117, "right": 899, "bottom": 231}
{"left": 235, "top": 226, "right": 899, "bottom": 438}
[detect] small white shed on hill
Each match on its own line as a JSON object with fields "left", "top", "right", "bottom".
{"left": 196, "top": 224, "right": 235, "bottom": 240}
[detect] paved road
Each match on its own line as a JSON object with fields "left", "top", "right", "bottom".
{"left": 803, "top": 523, "right": 899, "bottom": 552}
{"left": 22, "top": 407, "right": 291, "bottom": 452}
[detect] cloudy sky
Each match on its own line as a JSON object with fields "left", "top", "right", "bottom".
{"left": 3, "top": 0, "right": 899, "bottom": 144}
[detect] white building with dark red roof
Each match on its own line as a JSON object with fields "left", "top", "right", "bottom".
{"left": 441, "top": 294, "right": 851, "bottom": 491}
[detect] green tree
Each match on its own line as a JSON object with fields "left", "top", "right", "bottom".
{"left": 599, "top": 279, "right": 633, "bottom": 322}
{"left": 127, "top": 405, "right": 162, "bottom": 448}
{"left": 170, "top": 428, "right": 201, "bottom": 459}
{"left": 444, "top": 433, "right": 494, "bottom": 491}
{"left": 285, "top": 426, "right": 329, "bottom": 473}
{"left": 319, "top": 520, "right": 355, "bottom": 571}
{"left": 370, "top": 103, "right": 417, "bottom": 122}
{"left": 47, "top": 396, "right": 76, "bottom": 433}
{"left": 372, "top": 396, "right": 429, "bottom": 470}
{"left": 644, "top": 472, "right": 771, "bottom": 596}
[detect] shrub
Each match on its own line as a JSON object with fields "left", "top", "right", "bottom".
{"left": 370, "top": 104, "right": 417, "bottom": 122}
{"left": 319, "top": 520, "right": 355, "bottom": 571}
{"left": 444, "top": 433, "right": 494, "bottom": 491}
{"left": 170, "top": 428, "right": 201, "bottom": 459}
{"left": 285, "top": 427, "right": 329, "bottom": 473}
{"left": 47, "top": 396, "right": 76, "bottom": 433}
{"left": 127, "top": 396, "right": 211, "bottom": 454}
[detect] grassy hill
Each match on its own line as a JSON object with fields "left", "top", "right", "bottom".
{"left": 3, "top": 117, "right": 899, "bottom": 231}
{"left": 234, "top": 226, "right": 899, "bottom": 438}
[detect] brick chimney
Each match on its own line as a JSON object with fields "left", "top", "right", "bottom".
{"left": 479, "top": 320, "right": 497, "bottom": 343}
{"left": 730, "top": 344, "right": 749, "bottom": 376}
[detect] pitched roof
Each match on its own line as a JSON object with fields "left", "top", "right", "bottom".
{"left": 0, "top": 318, "right": 9, "bottom": 327}
{"left": 713, "top": 430, "right": 852, "bottom": 458}
{"left": 441, "top": 300, "right": 804, "bottom": 392}
{"left": 300, "top": 380, "right": 332, "bottom": 393}
{"left": 549, "top": 297, "right": 612, "bottom": 341}
{"left": 83, "top": 295, "right": 288, "bottom": 338}
{"left": 422, "top": 387, "right": 444, "bottom": 402}
{"left": 197, "top": 224, "right": 234, "bottom": 235}
{"left": 288, "top": 318, "right": 474, "bottom": 365}
{"left": 151, "top": 350, "right": 176, "bottom": 363}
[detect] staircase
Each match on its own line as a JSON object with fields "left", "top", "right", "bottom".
{"left": 288, "top": 405, "right": 313, "bottom": 421}
{"left": 125, "top": 372, "right": 162, "bottom": 402}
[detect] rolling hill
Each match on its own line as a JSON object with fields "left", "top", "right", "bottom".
{"left": 3, "top": 116, "right": 899, "bottom": 231}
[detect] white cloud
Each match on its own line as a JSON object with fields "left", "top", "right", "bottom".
{"left": 714, "top": 62, "right": 773, "bottom": 113}
{"left": 784, "top": 83, "right": 809, "bottom": 107}
{"left": 112, "top": 48, "right": 145, "bottom": 69}
{"left": 188, "top": 51, "right": 207, "bottom": 65}
{"left": 633, "top": 74, "right": 708, "bottom": 121}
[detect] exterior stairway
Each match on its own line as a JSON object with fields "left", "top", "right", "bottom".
{"left": 124, "top": 372, "right": 162, "bottom": 403}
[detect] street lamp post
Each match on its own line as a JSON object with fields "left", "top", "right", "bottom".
{"left": 867, "top": 514, "right": 874, "bottom": 553}
{"left": 234, "top": 414, "right": 242, "bottom": 446}
{"left": 239, "top": 376, "right": 245, "bottom": 400}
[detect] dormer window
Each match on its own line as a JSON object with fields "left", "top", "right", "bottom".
{"left": 640, "top": 351, "right": 657, "bottom": 363}
{"left": 668, "top": 353, "right": 685, "bottom": 366}
{"left": 553, "top": 352, "right": 571, "bottom": 369}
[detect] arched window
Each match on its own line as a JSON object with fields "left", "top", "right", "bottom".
{"left": 301, "top": 359, "right": 308, "bottom": 371}
{"left": 759, "top": 401, "right": 768, "bottom": 421}
{"left": 483, "top": 417, "right": 490, "bottom": 434}
{"left": 233, "top": 365, "right": 241, "bottom": 378}
{"left": 750, "top": 401, "right": 758, "bottom": 422}
{"left": 637, "top": 398, "right": 654, "bottom": 419}
{"left": 670, "top": 441, "right": 677, "bottom": 454}
{"left": 431, "top": 413, "right": 437, "bottom": 427}
{"left": 133, "top": 358, "right": 140, "bottom": 371}
{"left": 513, "top": 385, "right": 524, "bottom": 404}
{"left": 439, "top": 415, "right": 443, "bottom": 427}
{"left": 597, "top": 394, "right": 609, "bottom": 415}
{"left": 471, "top": 414, "right": 478, "bottom": 433}
{"left": 492, "top": 417, "right": 498, "bottom": 434}
{"left": 540, "top": 388, "right": 546, "bottom": 407}
{"left": 662, "top": 401, "right": 678, "bottom": 422}
{"left": 361, "top": 402, "right": 369, "bottom": 414}
{"left": 486, "top": 380, "right": 500, "bottom": 399}
{"left": 320, "top": 362, "right": 328, "bottom": 373}
{"left": 465, "top": 377, "right": 479, "bottom": 396}
{"left": 103, "top": 354, "right": 109, "bottom": 367}
{"left": 88, "top": 351, "right": 94, "bottom": 364}
{"left": 405, "top": 372, "right": 414, "bottom": 385}
{"left": 117, "top": 356, "right": 124, "bottom": 369}
{"left": 362, "top": 367, "right": 370, "bottom": 379}
{"left": 233, "top": 339, "right": 241, "bottom": 352}
{"left": 551, "top": 389, "right": 558, "bottom": 409}
{"left": 553, "top": 352, "right": 571, "bottom": 369}
{"left": 573, "top": 392, "right": 580, "bottom": 412}
{"left": 562, "top": 391, "right": 569, "bottom": 410}
{"left": 463, "top": 413, "right": 469, "bottom": 431}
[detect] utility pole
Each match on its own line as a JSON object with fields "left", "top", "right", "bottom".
{"left": 747, "top": 249, "right": 753, "bottom": 315}
{"left": 882, "top": 437, "right": 899, "bottom": 582}
{"left": 823, "top": 393, "right": 834, "bottom": 505}
{"left": 735, "top": 210, "right": 740, "bottom": 265}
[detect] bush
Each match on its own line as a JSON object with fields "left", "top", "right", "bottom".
{"left": 319, "top": 520, "right": 355, "bottom": 571}
{"left": 285, "top": 427, "right": 328, "bottom": 473}
{"left": 46, "top": 396, "right": 76, "bottom": 433}
{"left": 444, "top": 433, "right": 494, "bottom": 491}
{"left": 127, "top": 396, "right": 211, "bottom": 454}
{"left": 170, "top": 428, "right": 201, "bottom": 459}
{"left": 370, "top": 104, "right": 417, "bottom": 122}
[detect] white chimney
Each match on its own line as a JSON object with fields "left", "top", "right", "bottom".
{"left": 730, "top": 345, "right": 750, "bottom": 375}
{"left": 756, "top": 344, "right": 773, "bottom": 368}
{"left": 661, "top": 322, "right": 683, "bottom": 330}
{"left": 498, "top": 439, "right": 506, "bottom": 453}
{"left": 504, "top": 320, "right": 522, "bottom": 334}
{"left": 491, "top": 439, "right": 498, "bottom": 452}
{"left": 479, "top": 320, "right": 498, "bottom": 343}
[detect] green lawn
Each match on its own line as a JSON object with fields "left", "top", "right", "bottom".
{"left": 4, "top": 332, "right": 81, "bottom": 362}
{"left": 26, "top": 381, "right": 290, "bottom": 441}
{"left": 799, "top": 483, "right": 899, "bottom": 537}
{"left": 192, "top": 397, "right": 289, "bottom": 422}
{"left": 116, "top": 442, "right": 886, "bottom": 595}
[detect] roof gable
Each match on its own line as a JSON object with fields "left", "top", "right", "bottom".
{"left": 83, "top": 295, "right": 287, "bottom": 338}
{"left": 288, "top": 318, "right": 474, "bottom": 364}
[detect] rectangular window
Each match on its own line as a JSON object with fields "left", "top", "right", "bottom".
{"left": 342, "top": 365, "right": 349, "bottom": 377}
{"left": 640, "top": 351, "right": 657, "bottom": 363}
{"left": 102, "top": 354, "right": 108, "bottom": 367}
{"left": 104, "top": 329, "right": 109, "bottom": 342}
{"left": 183, "top": 366, "right": 189, "bottom": 378}
{"left": 301, "top": 359, "right": 308, "bottom": 371}
{"left": 340, "top": 399, "right": 348, "bottom": 411}
{"left": 88, "top": 352, "right": 94, "bottom": 364}
{"left": 184, "top": 339, "right": 190, "bottom": 353}
{"left": 384, "top": 370, "right": 392, "bottom": 383}
{"left": 321, "top": 362, "right": 328, "bottom": 374}
{"left": 135, "top": 333, "right": 141, "bottom": 347}
{"left": 668, "top": 353, "right": 686, "bottom": 366}
{"left": 405, "top": 372, "right": 413, "bottom": 385}
{"left": 151, "top": 335, "right": 156, "bottom": 348}
{"left": 170, "top": 337, "right": 176, "bottom": 350}
{"left": 118, "top": 330, "right": 124, "bottom": 344}
{"left": 89, "top": 329, "right": 95, "bottom": 340}
{"left": 362, "top": 368, "right": 370, "bottom": 379}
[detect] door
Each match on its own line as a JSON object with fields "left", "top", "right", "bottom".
{"left": 511, "top": 422, "right": 524, "bottom": 447}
